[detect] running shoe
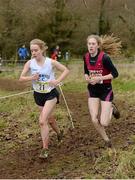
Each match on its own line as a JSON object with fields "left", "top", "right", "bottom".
{"left": 105, "top": 140, "right": 112, "bottom": 148}
{"left": 39, "top": 149, "right": 49, "bottom": 159}
{"left": 105, "top": 140, "right": 117, "bottom": 156}
{"left": 57, "top": 130, "right": 64, "bottom": 142}
{"left": 112, "top": 102, "right": 120, "bottom": 119}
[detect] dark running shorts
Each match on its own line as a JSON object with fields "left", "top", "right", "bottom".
{"left": 33, "top": 88, "right": 60, "bottom": 107}
{"left": 87, "top": 83, "right": 113, "bottom": 102}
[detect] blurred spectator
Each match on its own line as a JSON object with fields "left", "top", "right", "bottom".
{"left": 18, "top": 45, "right": 29, "bottom": 61}
{"left": 51, "top": 45, "right": 61, "bottom": 61}
{"left": 65, "top": 51, "right": 70, "bottom": 61}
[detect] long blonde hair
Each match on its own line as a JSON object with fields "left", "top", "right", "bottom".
{"left": 30, "top": 39, "right": 48, "bottom": 54}
{"left": 87, "top": 34, "right": 122, "bottom": 57}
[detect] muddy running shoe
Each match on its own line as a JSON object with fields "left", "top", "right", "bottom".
{"left": 105, "top": 140, "right": 117, "bottom": 156}
{"left": 112, "top": 102, "right": 120, "bottom": 119}
{"left": 39, "top": 149, "right": 49, "bottom": 159}
{"left": 105, "top": 140, "right": 112, "bottom": 148}
{"left": 57, "top": 130, "right": 64, "bottom": 142}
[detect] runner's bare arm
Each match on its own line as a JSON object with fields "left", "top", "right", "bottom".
{"left": 90, "top": 73, "right": 113, "bottom": 85}
{"left": 19, "top": 60, "right": 39, "bottom": 82}
{"left": 50, "top": 60, "right": 69, "bottom": 86}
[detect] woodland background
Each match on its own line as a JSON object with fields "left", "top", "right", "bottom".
{"left": 0, "top": 1, "right": 135, "bottom": 179}
{"left": 0, "top": 0, "right": 135, "bottom": 59}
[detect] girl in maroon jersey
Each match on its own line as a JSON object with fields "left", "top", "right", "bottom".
{"left": 83, "top": 34, "right": 121, "bottom": 147}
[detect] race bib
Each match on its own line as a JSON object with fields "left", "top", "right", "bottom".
{"left": 89, "top": 70, "right": 103, "bottom": 84}
{"left": 33, "top": 81, "right": 52, "bottom": 93}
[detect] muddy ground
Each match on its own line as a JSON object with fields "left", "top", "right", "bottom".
{"left": 0, "top": 78, "right": 135, "bottom": 179}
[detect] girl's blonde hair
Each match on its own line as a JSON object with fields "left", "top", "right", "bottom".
{"left": 30, "top": 39, "right": 48, "bottom": 52}
{"left": 87, "top": 34, "right": 122, "bottom": 57}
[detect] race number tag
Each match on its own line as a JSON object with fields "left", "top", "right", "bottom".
{"left": 89, "top": 70, "right": 103, "bottom": 84}
{"left": 33, "top": 81, "right": 51, "bottom": 93}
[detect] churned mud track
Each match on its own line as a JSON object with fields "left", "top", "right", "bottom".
{"left": 0, "top": 80, "right": 135, "bottom": 178}
{"left": 0, "top": 78, "right": 30, "bottom": 91}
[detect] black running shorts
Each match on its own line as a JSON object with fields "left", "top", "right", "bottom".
{"left": 33, "top": 88, "right": 60, "bottom": 106}
{"left": 87, "top": 83, "right": 113, "bottom": 102}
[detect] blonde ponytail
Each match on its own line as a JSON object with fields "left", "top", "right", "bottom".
{"left": 100, "top": 34, "right": 122, "bottom": 57}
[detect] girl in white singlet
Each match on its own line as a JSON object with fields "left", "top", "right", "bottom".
{"left": 19, "top": 39, "right": 69, "bottom": 159}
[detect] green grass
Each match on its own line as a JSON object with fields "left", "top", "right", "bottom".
{"left": 0, "top": 118, "right": 9, "bottom": 129}
{"left": 63, "top": 82, "right": 86, "bottom": 92}
{"left": 114, "top": 149, "right": 135, "bottom": 179}
{"left": 0, "top": 59, "right": 135, "bottom": 178}
{"left": 0, "top": 69, "right": 21, "bottom": 79}
{"left": 113, "top": 80, "right": 135, "bottom": 92}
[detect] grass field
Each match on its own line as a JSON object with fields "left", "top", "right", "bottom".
{"left": 0, "top": 60, "right": 135, "bottom": 178}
